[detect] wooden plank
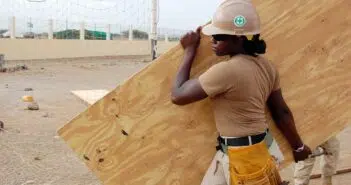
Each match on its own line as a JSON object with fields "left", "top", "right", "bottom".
{"left": 58, "top": 0, "right": 351, "bottom": 184}
{"left": 310, "top": 168, "right": 351, "bottom": 179}
{"left": 71, "top": 90, "right": 110, "bottom": 105}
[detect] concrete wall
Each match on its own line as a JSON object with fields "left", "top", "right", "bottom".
{"left": 0, "top": 39, "right": 178, "bottom": 61}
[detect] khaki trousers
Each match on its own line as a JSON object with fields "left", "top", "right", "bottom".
{"left": 201, "top": 150, "right": 231, "bottom": 185}
{"left": 294, "top": 136, "right": 340, "bottom": 185}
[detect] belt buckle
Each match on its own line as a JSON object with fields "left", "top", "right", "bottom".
{"left": 248, "top": 136, "right": 253, "bottom": 145}
{"left": 224, "top": 138, "right": 228, "bottom": 146}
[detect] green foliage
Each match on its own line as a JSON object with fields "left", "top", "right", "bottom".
{"left": 0, "top": 29, "right": 7, "bottom": 35}
{"left": 53, "top": 29, "right": 110, "bottom": 40}
{"left": 53, "top": 29, "right": 80, "bottom": 39}
{"left": 122, "top": 29, "right": 149, "bottom": 39}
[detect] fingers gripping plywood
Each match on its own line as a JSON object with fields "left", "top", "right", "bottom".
{"left": 58, "top": 0, "right": 351, "bottom": 184}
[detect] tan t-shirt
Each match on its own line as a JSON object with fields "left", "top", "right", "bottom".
{"left": 198, "top": 54, "right": 280, "bottom": 137}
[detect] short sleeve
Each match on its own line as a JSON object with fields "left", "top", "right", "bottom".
{"left": 198, "top": 62, "right": 233, "bottom": 97}
{"left": 273, "top": 67, "right": 280, "bottom": 91}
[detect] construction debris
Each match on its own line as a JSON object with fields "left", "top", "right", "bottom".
{"left": 22, "top": 95, "right": 34, "bottom": 102}
{"left": 310, "top": 168, "right": 351, "bottom": 179}
{"left": 28, "top": 102, "right": 39, "bottom": 110}
{"left": 0, "top": 65, "right": 29, "bottom": 73}
{"left": 0, "top": 121, "right": 4, "bottom": 131}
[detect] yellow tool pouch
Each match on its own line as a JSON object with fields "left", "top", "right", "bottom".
{"left": 227, "top": 141, "right": 282, "bottom": 185}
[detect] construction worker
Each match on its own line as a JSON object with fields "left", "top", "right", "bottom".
{"left": 294, "top": 136, "right": 340, "bottom": 185}
{"left": 171, "top": 0, "right": 312, "bottom": 184}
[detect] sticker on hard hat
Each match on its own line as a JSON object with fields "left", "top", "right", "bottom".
{"left": 234, "top": 15, "right": 246, "bottom": 27}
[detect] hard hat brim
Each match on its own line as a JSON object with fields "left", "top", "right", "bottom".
{"left": 202, "top": 23, "right": 260, "bottom": 36}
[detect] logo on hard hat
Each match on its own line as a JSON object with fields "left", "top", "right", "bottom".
{"left": 234, "top": 15, "right": 246, "bottom": 27}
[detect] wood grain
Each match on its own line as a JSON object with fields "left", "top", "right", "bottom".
{"left": 58, "top": 0, "right": 351, "bottom": 184}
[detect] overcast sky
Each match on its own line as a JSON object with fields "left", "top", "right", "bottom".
{"left": 0, "top": 0, "right": 221, "bottom": 34}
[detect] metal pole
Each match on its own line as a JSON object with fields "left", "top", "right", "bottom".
{"left": 0, "top": 54, "right": 4, "bottom": 69}
{"left": 9, "top": 16, "right": 16, "bottom": 39}
{"left": 80, "top": 22, "right": 85, "bottom": 40}
{"left": 129, "top": 25, "right": 133, "bottom": 41}
{"left": 150, "top": 0, "right": 158, "bottom": 60}
{"left": 29, "top": 17, "right": 32, "bottom": 33}
{"left": 106, "top": 24, "right": 111, "bottom": 40}
{"left": 48, "top": 19, "right": 53, "bottom": 39}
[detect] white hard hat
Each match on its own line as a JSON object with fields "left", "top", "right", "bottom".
{"left": 202, "top": 0, "right": 261, "bottom": 36}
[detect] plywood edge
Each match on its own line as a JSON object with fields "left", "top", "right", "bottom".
{"left": 71, "top": 89, "right": 110, "bottom": 105}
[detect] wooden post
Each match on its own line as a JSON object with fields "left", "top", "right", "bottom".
{"left": 310, "top": 168, "right": 351, "bottom": 179}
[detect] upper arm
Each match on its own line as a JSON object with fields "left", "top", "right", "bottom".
{"left": 272, "top": 65, "right": 281, "bottom": 91}
{"left": 171, "top": 62, "right": 233, "bottom": 105}
{"left": 267, "top": 89, "right": 290, "bottom": 120}
{"left": 198, "top": 62, "right": 233, "bottom": 97}
{"left": 171, "top": 79, "right": 208, "bottom": 105}
{"left": 267, "top": 65, "right": 284, "bottom": 114}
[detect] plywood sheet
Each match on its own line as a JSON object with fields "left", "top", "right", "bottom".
{"left": 58, "top": 0, "right": 351, "bottom": 184}
{"left": 71, "top": 89, "right": 110, "bottom": 105}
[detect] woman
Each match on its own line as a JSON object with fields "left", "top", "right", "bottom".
{"left": 171, "top": 0, "right": 312, "bottom": 184}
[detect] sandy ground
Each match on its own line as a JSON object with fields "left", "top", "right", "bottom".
{"left": 0, "top": 58, "right": 350, "bottom": 185}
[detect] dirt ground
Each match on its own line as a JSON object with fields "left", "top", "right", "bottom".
{"left": 0, "top": 58, "right": 350, "bottom": 185}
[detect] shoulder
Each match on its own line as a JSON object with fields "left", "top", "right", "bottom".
{"left": 203, "top": 60, "right": 233, "bottom": 75}
{"left": 256, "top": 55, "right": 279, "bottom": 74}
{"left": 256, "top": 55, "right": 281, "bottom": 90}
{"left": 198, "top": 60, "right": 236, "bottom": 97}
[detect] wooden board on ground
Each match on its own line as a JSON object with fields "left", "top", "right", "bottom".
{"left": 58, "top": 0, "right": 351, "bottom": 184}
{"left": 71, "top": 90, "right": 109, "bottom": 105}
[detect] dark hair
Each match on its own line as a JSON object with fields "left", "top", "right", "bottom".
{"left": 242, "top": 34, "right": 266, "bottom": 56}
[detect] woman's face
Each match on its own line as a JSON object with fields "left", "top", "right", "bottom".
{"left": 211, "top": 34, "right": 243, "bottom": 56}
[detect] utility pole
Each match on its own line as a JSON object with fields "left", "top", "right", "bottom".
{"left": 29, "top": 17, "right": 32, "bottom": 33}
{"left": 150, "top": 0, "right": 158, "bottom": 60}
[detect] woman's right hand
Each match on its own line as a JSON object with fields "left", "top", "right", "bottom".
{"left": 293, "top": 144, "right": 312, "bottom": 162}
{"left": 180, "top": 26, "right": 202, "bottom": 50}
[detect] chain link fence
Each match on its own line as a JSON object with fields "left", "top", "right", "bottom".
{"left": 0, "top": 16, "right": 188, "bottom": 41}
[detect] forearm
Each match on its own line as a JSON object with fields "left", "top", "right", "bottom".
{"left": 273, "top": 108, "right": 304, "bottom": 150}
{"left": 172, "top": 47, "right": 196, "bottom": 91}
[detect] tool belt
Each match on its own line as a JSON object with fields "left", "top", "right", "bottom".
{"left": 216, "top": 132, "right": 267, "bottom": 153}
